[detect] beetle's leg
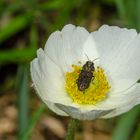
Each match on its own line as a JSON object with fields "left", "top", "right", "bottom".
{"left": 91, "top": 76, "right": 95, "bottom": 84}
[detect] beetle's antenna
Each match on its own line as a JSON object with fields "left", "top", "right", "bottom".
{"left": 84, "top": 53, "right": 100, "bottom": 62}
{"left": 92, "top": 57, "right": 99, "bottom": 62}
{"left": 84, "top": 53, "right": 90, "bottom": 61}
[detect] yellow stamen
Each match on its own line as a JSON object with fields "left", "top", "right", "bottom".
{"left": 65, "top": 65, "right": 110, "bottom": 104}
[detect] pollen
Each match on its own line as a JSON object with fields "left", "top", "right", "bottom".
{"left": 65, "top": 65, "right": 110, "bottom": 104}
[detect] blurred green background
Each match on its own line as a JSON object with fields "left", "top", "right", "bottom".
{"left": 0, "top": 0, "right": 140, "bottom": 140}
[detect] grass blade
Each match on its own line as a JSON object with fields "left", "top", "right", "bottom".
{"left": 115, "top": 0, "right": 125, "bottom": 19}
{"left": 16, "top": 65, "right": 29, "bottom": 138}
{"left": 20, "top": 104, "right": 46, "bottom": 140}
{"left": 131, "top": 122, "right": 140, "bottom": 140}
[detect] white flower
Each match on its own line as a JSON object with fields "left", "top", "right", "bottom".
{"left": 30, "top": 24, "right": 140, "bottom": 120}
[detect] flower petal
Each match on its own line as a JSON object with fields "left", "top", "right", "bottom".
{"left": 81, "top": 34, "right": 100, "bottom": 65}
{"left": 101, "top": 84, "right": 140, "bottom": 118}
{"left": 92, "top": 25, "right": 140, "bottom": 92}
{"left": 55, "top": 103, "right": 113, "bottom": 120}
{"left": 31, "top": 48, "right": 72, "bottom": 105}
{"left": 44, "top": 24, "right": 89, "bottom": 72}
{"left": 44, "top": 100, "right": 68, "bottom": 116}
{"left": 31, "top": 60, "right": 67, "bottom": 116}
{"left": 93, "top": 83, "right": 138, "bottom": 109}
{"left": 65, "top": 83, "right": 139, "bottom": 112}
{"left": 55, "top": 83, "right": 140, "bottom": 119}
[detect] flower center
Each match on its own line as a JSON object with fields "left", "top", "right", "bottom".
{"left": 65, "top": 64, "right": 110, "bottom": 104}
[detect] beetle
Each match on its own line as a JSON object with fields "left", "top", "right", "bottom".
{"left": 77, "top": 60, "right": 95, "bottom": 91}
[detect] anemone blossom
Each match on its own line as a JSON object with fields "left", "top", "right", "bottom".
{"left": 31, "top": 24, "right": 140, "bottom": 120}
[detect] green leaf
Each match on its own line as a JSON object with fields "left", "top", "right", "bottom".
{"left": 0, "top": 14, "right": 32, "bottom": 43}
{"left": 39, "top": 0, "right": 64, "bottom": 10}
{"left": 135, "top": 0, "right": 140, "bottom": 30}
{"left": 49, "top": 0, "right": 79, "bottom": 31}
{"left": 30, "top": 25, "right": 38, "bottom": 49}
{"left": 0, "top": 47, "right": 36, "bottom": 64}
{"left": 112, "top": 105, "right": 140, "bottom": 140}
{"left": 115, "top": 0, "right": 140, "bottom": 30}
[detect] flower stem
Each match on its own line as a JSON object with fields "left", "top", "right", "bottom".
{"left": 65, "top": 118, "right": 79, "bottom": 140}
